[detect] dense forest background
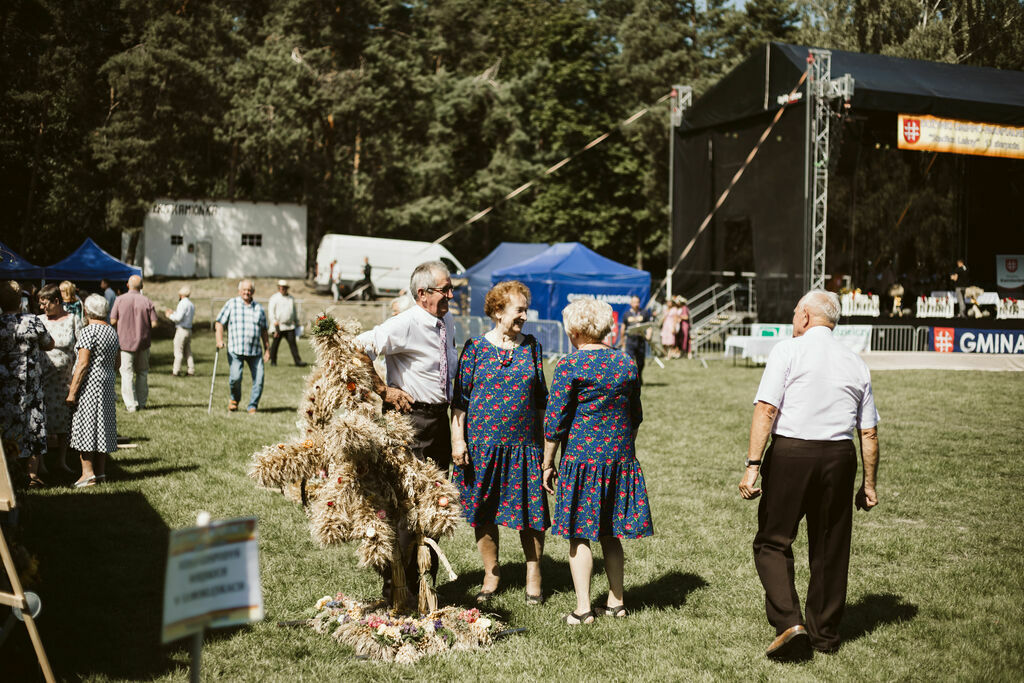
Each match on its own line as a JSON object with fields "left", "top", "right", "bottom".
{"left": 1, "top": 0, "right": 1021, "bottom": 278}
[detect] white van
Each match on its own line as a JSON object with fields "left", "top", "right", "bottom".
{"left": 314, "top": 234, "right": 465, "bottom": 299}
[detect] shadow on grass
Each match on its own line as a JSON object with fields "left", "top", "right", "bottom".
{"left": 218, "top": 406, "right": 296, "bottom": 415}
{"left": 841, "top": 593, "right": 918, "bottom": 643}
{"left": 439, "top": 556, "right": 586, "bottom": 607}
{"left": 110, "top": 456, "right": 161, "bottom": 466}
{"left": 148, "top": 403, "right": 207, "bottom": 409}
{"left": 107, "top": 463, "right": 199, "bottom": 483}
{"left": 608, "top": 570, "right": 709, "bottom": 611}
{"left": 6, "top": 491, "right": 177, "bottom": 681}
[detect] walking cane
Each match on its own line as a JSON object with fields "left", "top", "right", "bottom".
{"left": 207, "top": 348, "right": 220, "bottom": 415}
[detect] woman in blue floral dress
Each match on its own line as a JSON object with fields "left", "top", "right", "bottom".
{"left": 451, "top": 281, "right": 549, "bottom": 605}
{"left": 542, "top": 297, "right": 653, "bottom": 625}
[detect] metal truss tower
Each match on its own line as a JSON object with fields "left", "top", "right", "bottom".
{"left": 804, "top": 50, "right": 854, "bottom": 291}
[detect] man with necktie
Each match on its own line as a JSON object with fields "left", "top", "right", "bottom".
{"left": 356, "top": 260, "right": 457, "bottom": 598}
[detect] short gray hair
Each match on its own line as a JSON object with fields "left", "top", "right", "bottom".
{"left": 410, "top": 261, "right": 449, "bottom": 295}
{"left": 83, "top": 293, "right": 110, "bottom": 320}
{"left": 391, "top": 295, "right": 414, "bottom": 315}
{"left": 237, "top": 279, "right": 254, "bottom": 293}
{"left": 562, "top": 298, "right": 614, "bottom": 342}
{"left": 798, "top": 289, "right": 840, "bottom": 326}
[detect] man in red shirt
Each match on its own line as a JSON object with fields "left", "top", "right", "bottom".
{"left": 110, "top": 275, "right": 158, "bottom": 412}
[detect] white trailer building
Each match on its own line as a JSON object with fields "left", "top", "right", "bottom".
{"left": 138, "top": 200, "right": 307, "bottom": 278}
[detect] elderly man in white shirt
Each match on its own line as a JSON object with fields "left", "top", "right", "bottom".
{"left": 268, "top": 280, "right": 306, "bottom": 367}
{"left": 165, "top": 284, "right": 196, "bottom": 377}
{"left": 356, "top": 260, "right": 457, "bottom": 598}
{"left": 356, "top": 261, "right": 457, "bottom": 462}
{"left": 738, "top": 290, "right": 880, "bottom": 661}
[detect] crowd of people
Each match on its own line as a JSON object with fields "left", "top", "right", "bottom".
{"left": 1, "top": 262, "right": 881, "bottom": 660}
{"left": 1, "top": 280, "right": 122, "bottom": 488}
{"left": 0, "top": 274, "right": 313, "bottom": 488}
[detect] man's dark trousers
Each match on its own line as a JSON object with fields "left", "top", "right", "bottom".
{"left": 269, "top": 329, "right": 302, "bottom": 365}
{"left": 753, "top": 435, "right": 857, "bottom": 651}
{"left": 625, "top": 337, "right": 646, "bottom": 382}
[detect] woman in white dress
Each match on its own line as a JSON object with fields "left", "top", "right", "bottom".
{"left": 37, "top": 283, "right": 83, "bottom": 476}
{"left": 67, "top": 294, "right": 119, "bottom": 487}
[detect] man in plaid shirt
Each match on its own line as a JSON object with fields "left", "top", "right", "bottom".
{"left": 215, "top": 279, "right": 271, "bottom": 413}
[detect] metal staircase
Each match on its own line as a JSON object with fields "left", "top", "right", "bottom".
{"left": 688, "top": 283, "right": 750, "bottom": 356}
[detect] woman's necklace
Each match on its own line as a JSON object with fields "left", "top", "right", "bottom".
{"left": 487, "top": 330, "right": 520, "bottom": 366}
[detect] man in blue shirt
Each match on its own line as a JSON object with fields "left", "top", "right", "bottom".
{"left": 215, "top": 279, "right": 270, "bottom": 413}
{"left": 100, "top": 278, "right": 117, "bottom": 322}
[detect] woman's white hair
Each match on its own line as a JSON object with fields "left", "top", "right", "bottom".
{"left": 562, "top": 298, "right": 614, "bottom": 341}
{"left": 410, "top": 261, "right": 449, "bottom": 295}
{"left": 83, "top": 293, "right": 110, "bottom": 320}
{"left": 798, "top": 290, "right": 841, "bottom": 326}
{"left": 390, "top": 295, "right": 414, "bottom": 315}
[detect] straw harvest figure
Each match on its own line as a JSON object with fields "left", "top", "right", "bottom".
{"left": 249, "top": 314, "right": 461, "bottom": 613}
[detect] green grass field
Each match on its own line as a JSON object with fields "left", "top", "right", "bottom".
{"left": 8, "top": 331, "right": 1024, "bottom": 681}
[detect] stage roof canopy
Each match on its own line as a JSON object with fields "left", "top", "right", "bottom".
{"left": 681, "top": 41, "right": 1024, "bottom": 132}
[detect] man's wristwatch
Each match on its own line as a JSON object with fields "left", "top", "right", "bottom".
{"left": 745, "top": 458, "right": 762, "bottom": 468}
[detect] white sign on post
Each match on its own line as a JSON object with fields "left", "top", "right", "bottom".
{"left": 162, "top": 517, "right": 264, "bottom": 644}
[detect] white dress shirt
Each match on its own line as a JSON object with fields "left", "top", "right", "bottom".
{"left": 167, "top": 297, "right": 195, "bottom": 330}
{"left": 268, "top": 292, "right": 299, "bottom": 331}
{"left": 754, "top": 325, "right": 879, "bottom": 441}
{"left": 356, "top": 304, "right": 457, "bottom": 404}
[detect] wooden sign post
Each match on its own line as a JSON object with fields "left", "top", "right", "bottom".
{"left": 0, "top": 442, "right": 55, "bottom": 682}
{"left": 162, "top": 514, "right": 264, "bottom": 683}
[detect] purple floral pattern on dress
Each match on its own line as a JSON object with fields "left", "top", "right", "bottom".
{"left": 451, "top": 335, "right": 550, "bottom": 531}
{"left": 544, "top": 348, "right": 653, "bottom": 541}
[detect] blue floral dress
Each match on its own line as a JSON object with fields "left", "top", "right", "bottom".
{"left": 545, "top": 348, "right": 653, "bottom": 541}
{"left": 451, "top": 335, "right": 550, "bottom": 531}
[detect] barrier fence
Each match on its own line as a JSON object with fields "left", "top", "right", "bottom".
{"left": 705, "top": 324, "right": 933, "bottom": 359}
{"left": 872, "top": 325, "right": 931, "bottom": 352}
{"left": 206, "top": 298, "right": 390, "bottom": 330}
{"left": 451, "top": 316, "right": 570, "bottom": 359}
{"left": 695, "top": 323, "right": 752, "bottom": 356}
{"left": 199, "top": 304, "right": 935, "bottom": 357}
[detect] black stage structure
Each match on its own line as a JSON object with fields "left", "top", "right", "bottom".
{"left": 670, "top": 42, "right": 1024, "bottom": 322}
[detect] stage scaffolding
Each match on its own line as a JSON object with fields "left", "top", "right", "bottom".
{"left": 804, "top": 49, "right": 854, "bottom": 291}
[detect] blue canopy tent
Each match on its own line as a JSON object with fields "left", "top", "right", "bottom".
{"left": 458, "top": 242, "right": 550, "bottom": 317}
{"left": 0, "top": 241, "right": 44, "bottom": 279}
{"left": 491, "top": 242, "right": 651, "bottom": 323}
{"left": 43, "top": 238, "right": 141, "bottom": 282}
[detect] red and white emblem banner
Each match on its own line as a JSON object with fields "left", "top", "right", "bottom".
{"left": 997, "top": 254, "right": 1024, "bottom": 289}
{"left": 897, "top": 114, "right": 1024, "bottom": 160}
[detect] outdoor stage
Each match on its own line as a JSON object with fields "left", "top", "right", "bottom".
{"left": 861, "top": 351, "right": 1024, "bottom": 372}
{"left": 846, "top": 316, "right": 1024, "bottom": 330}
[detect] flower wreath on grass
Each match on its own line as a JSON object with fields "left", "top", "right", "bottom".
{"left": 310, "top": 593, "right": 507, "bottom": 663}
